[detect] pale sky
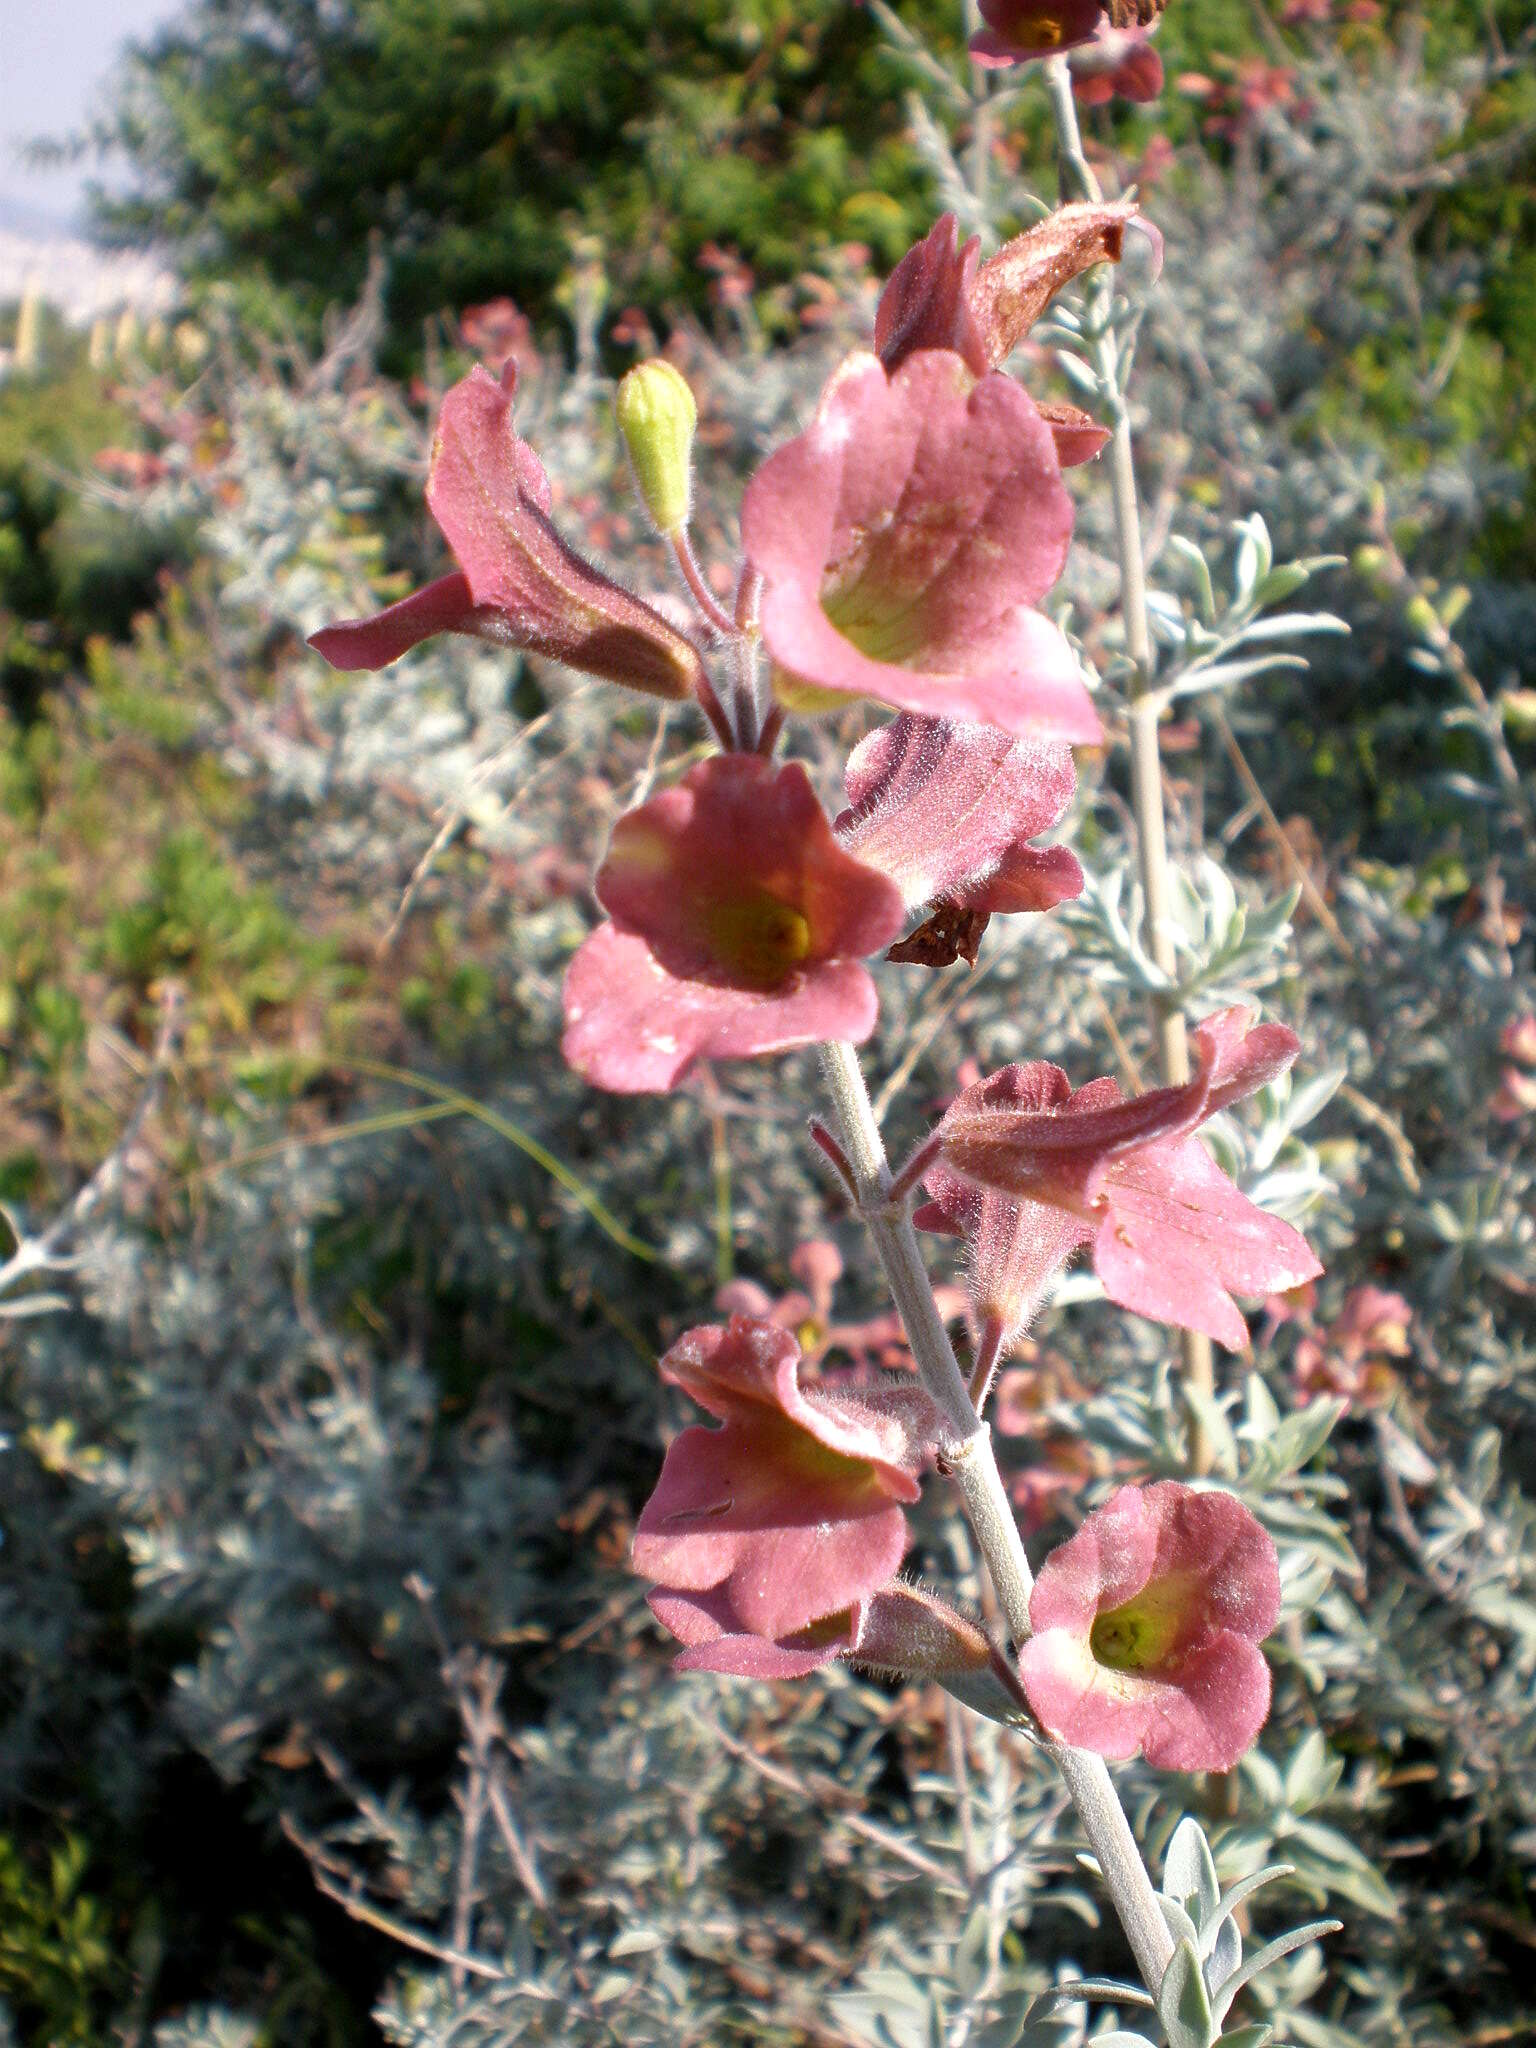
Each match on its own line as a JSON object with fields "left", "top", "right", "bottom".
{"left": 1, "top": 0, "right": 188, "bottom": 231}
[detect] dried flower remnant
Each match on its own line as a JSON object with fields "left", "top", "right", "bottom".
{"left": 934, "top": 1008, "right": 1323, "bottom": 1348}
{"left": 310, "top": 363, "right": 705, "bottom": 702}
{"left": 561, "top": 755, "right": 904, "bottom": 1092}
{"left": 1019, "top": 1482, "right": 1281, "bottom": 1770}
{"left": 633, "top": 1316, "right": 939, "bottom": 1643}
{"left": 741, "top": 350, "right": 1101, "bottom": 743}
{"left": 874, "top": 206, "right": 1162, "bottom": 466}
{"left": 838, "top": 713, "right": 1084, "bottom": 966}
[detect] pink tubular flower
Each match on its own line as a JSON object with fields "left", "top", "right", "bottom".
{"left": 837, "top": 713, "right": 1084, "bottom": 965}
{"left": 632, "top": 1316, "right": 940, "bottom": 1643}
{"left": 740, "top": 351, "right": 1101, "bottom": 744}
{"left": 1293, "top": 1283, "right": 1412, "bottom": 1410}
{"left": 560, "top": 755, "right": 905, "bottom": 1093}
{"left": 933, "top": 1008, "right": 1323, "bottom": 1349}
{"left": 309, "top": 363, "right": 704, "bottom": 702}
{"left": 1019, "top": 1481, "right": 1281, "bottom": 1770}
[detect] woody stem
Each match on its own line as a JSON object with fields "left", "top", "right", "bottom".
{"left": 818, "top": 1038, "right": 1175, "bottom": 1996}
{"left": 1039, "top": 55, "right": 1216, "bottom": 1469}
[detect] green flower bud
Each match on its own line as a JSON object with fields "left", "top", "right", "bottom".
{"left": 616, "top": 359, "right": 697, "bottom": 538}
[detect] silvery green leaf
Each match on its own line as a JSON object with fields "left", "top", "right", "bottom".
{"left": 1028, "top": 1980, "right": 1152, "bottom": 2025}
{"left": 1157, "top": 1939, "right": 1216, "bottom": 2048}
{"left": 1258, "top": 1497, "right": 1361, "bottom": 1579}
{"left": 1160, "top": 1896, "right": 1202, "bottom": 1954}
{"left": 1054, "top": 349, "right": 1104, "bottom": 399}
{"left": 1247, "top": 563, "right": 1313, "bottom": 606}
{"left": 1283, "top": 1818, "right": 1398, "bottom": 1917}
{"left": 1204, "top": 1913, "right": 1242, "bottom": 1999}
{"left": 1168, "top": 535, "right": 1218, "bottom": 623}
{"left": 1229, "top": 610, "right": 1349, "bottom": 644}
{"left": 1216, "top": 2027, "right": 1274, "bottom": 2047}
{"left": 1278, "top": 1066, "right": 1346, "bottom": 1135}
{"left": 1164, "top": 1818, "right": 1221, "bottom": 1926}
{"left": 1245, "top": 1374, "right": 1282, "bottom": 1436}
{"left": 1233, "top": 516, "right": 1273, "bottom": 597}
{"left": 1282, "top": 1730, "right": 1337, "bottom": 1808}
{"left": 1210, "top": 1924, "right": 1342, "bottom": 2025}
{"left": 1209, "top": 1866, "right": 1296, "bottom": 1937}
{"left": 1166, "top": 655, "right": 1310, "bottom": 700}
{"left": 1183, "top": 1386, "right": 1240, "bottom": 1478}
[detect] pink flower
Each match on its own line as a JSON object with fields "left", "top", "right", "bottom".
{"left": 873, "top": 208, "right": 1161, "bottom": 467}
{"left": 741, "top": 351, "right": 1101, "bottom": 744}
{"left": 1018, "top": 1482, "right": 1281, "bottom": 1770}
{"left": 1293, "top": 1284, "right": 1411, "bottom": 1409}
{"left": 561, "top": 755, "right": 905, "bottom": 1093}
{"left": 931, "top": 1008, "right": 1323, "bottom": 1349}
{"left": 633, "top": 1316, "right": 940, "bottom": 1642}
{"left": 309, "top": 363, "right": 704, "bottom": 702}
{"left": 1069, "top": 22, "right": 1164, "bottom": 103}
{"left": 971, "top": 0, "right": 1111, "bottom": 65}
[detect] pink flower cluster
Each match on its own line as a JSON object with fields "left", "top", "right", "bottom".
{"left": 310, "top": 200, "right": 1316, "bottom": 1777}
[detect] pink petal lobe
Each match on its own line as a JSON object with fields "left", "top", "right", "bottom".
{"left": 1136, "top": 1632, "right": 1273, "bottom": 1772}
{"left": 1018, "top": 1626, "right": 1154, "bottom": 1759}
{"left": 1028, "top": 1484, "right": 1161, "bottom": 1634}
{"left": 424, "top": 364, "right": 703, "bottom": 700}
{"left": 309, "top": 572, "right": 479, "bottom": 672}
{"left": 964, "top": 841, "right": 1085, "bottom": 915}
{"left": 837, "top": 715, "right": 1078, "bottom": 914}
{"left": 1193, "top": 1006, "right": 1302, "bottom": 1113}
{"left": 648, "top": 1587, "right": 855, "bottom": 1677}
{"left": 1097, "top": 1137, "right": 1323, "bottom": 1350}
{"left": 938, "top": 1058, "right": 1212, "bottom": 1208}
{"left": 560, "top": 924, "right": 880, "bottom": 1094}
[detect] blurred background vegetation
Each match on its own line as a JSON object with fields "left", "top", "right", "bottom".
{"left": 0, "top": 1, "right": 1533, "bottom": 2043}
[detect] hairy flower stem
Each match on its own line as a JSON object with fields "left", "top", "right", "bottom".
{"left": 1040, "top": 55, "right": 1216, "bottom": 1467}
{"left": 818, "top": 1038, "right": 1175, "bottom": 1994}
